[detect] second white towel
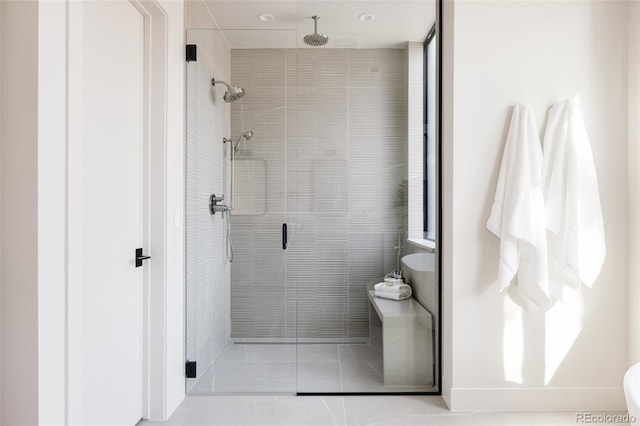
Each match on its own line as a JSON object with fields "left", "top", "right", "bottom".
{"left": 374, "top": 282, "right": 412, "bottom": 301}
{"left": 543, "top": 96, "right": 605, "bottom": 291}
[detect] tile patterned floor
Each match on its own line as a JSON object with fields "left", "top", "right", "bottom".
{"left": 189, "top": 343, "right": 434, "bottom": 394}
{"left": 140, "top": 395, "right": 629, "bottom": 426}
{"left": 170, "top": 343, "right": 630, "bottom": 425}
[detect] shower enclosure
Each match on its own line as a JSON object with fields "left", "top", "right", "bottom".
{"left": 185, "top": 0, "right": 439, "bottom": 395}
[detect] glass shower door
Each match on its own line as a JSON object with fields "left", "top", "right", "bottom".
{"left": 225, "top": 45, "right": 297, "bottom": 392}
{"left": 289, "top": 48, "right": 412, "bottom": 393}
{"left": 185, "top": 28, "right": 299, "bottom": 395}
{"left": 184, "top": 16, "right": 439, "bottom": 395}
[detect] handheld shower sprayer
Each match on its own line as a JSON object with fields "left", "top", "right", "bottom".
{"left": 234, "top": 131, "right": 253, "bottom": 153}
{"left": 223, "top": 130, "right": 254, "bottom": 153}
{"left": 219, "top": 130, "right": 253, "bottom": 263}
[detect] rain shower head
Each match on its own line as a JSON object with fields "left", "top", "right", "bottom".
{"left": 211, "top": 78, "right": 246, "bottom": 102}
{"left": 303, "top": 16, "right": 329, "bottom": 47}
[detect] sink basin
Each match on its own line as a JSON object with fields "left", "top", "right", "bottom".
{"left": 401, "top": 252, "right": 435, "bottom": 273}
{"left": 400, "top": 252, "right": 437, "bottom": 331}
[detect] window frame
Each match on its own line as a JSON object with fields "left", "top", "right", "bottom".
{"left": 423, "top": 25, "right": 437, "bottom": 241}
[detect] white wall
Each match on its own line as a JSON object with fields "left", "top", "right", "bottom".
{"left": 628, "top": 0, "right": 640, "bottom": 366}
{"left": 159, "top": 0, "right": 186, "bottom": 417}
{"left": 1, "top": 1, "right": 39, "bottom": 424}
{"left": 444, "top": 0, "right": 629, "bottom": 411}
{"left": 38, "top": 2, "right": 67, "bottom": 424}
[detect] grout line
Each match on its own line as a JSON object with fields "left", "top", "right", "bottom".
{"left": 341, "top": 395, "right": 348, "bottom": 426}
{"left": 337, "top": 344, "right": 345, "bottom": 393}
{"left": 366, "top": 361, "right": 383, "bottom": 378}
{"left": 322, "top": 397, "right": 340, "bottom": 426}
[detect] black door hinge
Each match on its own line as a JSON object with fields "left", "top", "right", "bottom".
{"left": 186, "top": 360, "right": 197, "bottom": 378}
{"left": 186, "top": 44, "right": 197, "bottom": 62}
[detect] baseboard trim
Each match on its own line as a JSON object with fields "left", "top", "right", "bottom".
{"left": 448, "top": 386, "right": 626, "bottom": 412}
{"left": 442, "top": 376, "right": 452, "bottom": 409}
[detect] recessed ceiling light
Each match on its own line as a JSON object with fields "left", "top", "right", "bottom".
{"left": 358, "top": 13, "right": 375, "bottom": 22}
{"left": 258, "top": 13, "right": 274, "bottom": 22}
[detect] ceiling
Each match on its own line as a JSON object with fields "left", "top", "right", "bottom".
{"left": 201, "top": 1, "right": 436, "bottom": 49}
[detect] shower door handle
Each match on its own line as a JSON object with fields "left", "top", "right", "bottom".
{"left": 282, "top": 223, "right": 288, "bottom": 250}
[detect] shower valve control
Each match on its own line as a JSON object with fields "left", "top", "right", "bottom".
{"left": 209, "top": 194, "right": 229, "bottom": 215}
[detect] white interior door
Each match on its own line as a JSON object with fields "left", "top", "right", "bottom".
{"left": 68, "top": 1, "right": 145, "bottom": 424}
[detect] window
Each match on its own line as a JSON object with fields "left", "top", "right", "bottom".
{"left": 424, "top": 26, "right": 437, "bottom": 241}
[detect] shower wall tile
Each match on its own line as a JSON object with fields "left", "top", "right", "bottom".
{"left": 230, "top": 48, "right": 407, "bottom": 340}
{"left": 286, "top": 88, "right": 349, "bottom": 152}
{"left": 185, "top": 30, "right": 232, "bottom": 393}
{"left": 289, "top": 49, "right": 349, "bottom": 88}
{"left": 230, "top": 50, "right": 289, "bottom": 338}
{"left": 231, "top": 49, "right": 286, "bottom": 88}
{"left": 349, "top": 49, "right": 407, "bottom": 88}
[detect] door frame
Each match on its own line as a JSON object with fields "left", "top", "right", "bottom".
{"left": 128, "top": 0, "right": 169, "bottom": 420}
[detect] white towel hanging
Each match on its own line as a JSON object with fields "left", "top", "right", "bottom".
{"left": 543, "top": 96, "right": 605, "bottom": 292}
{"left": 487, "top": 103, "right": 552, "bottom": 310}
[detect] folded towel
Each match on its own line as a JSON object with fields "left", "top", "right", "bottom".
{"left": 374, "top": 283, "right": 412, "bottom": 301}
{"left": 374, "top": 282, "right": 411, "bottom": 292}
{"left": 384, "top": 277, "right": 404, "bottom": 284}
{"left": 374, "top": 289, "right": 412, "bottom": 301}
{"left": 543, "top": 95, "right": 605, "bottom": 291}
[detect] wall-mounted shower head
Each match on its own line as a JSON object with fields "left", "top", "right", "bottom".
{"left": 303, "top": 16, "right": 329, "bottom": 47}
{"left": 211, "top": 78, "right": 246, "bottom": 103}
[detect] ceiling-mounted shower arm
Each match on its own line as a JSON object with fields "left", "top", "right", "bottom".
{"left": 303, "top": 15, "right": 329, "bottom": 47}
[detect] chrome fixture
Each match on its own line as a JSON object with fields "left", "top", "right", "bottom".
{"left": 210, "top": 194, "right": 234, "bottom": 262}
{"left": 303, "top": 16, "right": 329, "bottom": 47}
{"left": 211, "top": 78, "right": 246, "bottom": 103}
{"left": 392, "top": 228, "right": 408, "bottom": 278}
{"left": 209, "top": 194, "right": 229, "bottom": 215}
{"left": 223, "top": 130, "right": 254, "bottom": 153}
